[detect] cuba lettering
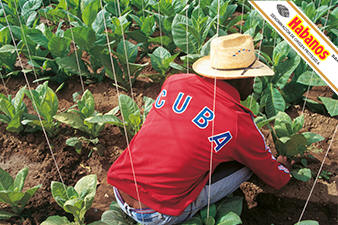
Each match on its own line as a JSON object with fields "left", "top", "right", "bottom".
{"left": 208, "top": 131, "right": 232, "bottom": 152}
{"left": 155, "top": 89, "right": 167, "bottom": 109}
{"left": 172, "top": 92, "right": 192, "bottom": 114}
{"left": 192, "top": 106, "right": 215, "bottom": 129}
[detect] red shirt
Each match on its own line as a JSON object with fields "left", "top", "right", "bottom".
{"left": 107, "top": 74, "right": 290, "bottom": 216}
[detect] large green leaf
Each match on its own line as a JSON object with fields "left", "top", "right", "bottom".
{"left": 56, "top": 57, "right": 92, "bottom": 77}
{"left": 48, "top": 36, "right": 71, "bottom": 58}
{"left": 264, "top": 84, "right": 285, "bottom": 118}
{"left": 180, "top": 216, "right": 203, "bottom": 225}
{"left": 273, "top": 55, "right": 301, "bottom": 89}
{"left": 86, "top": 114, "right": 123, "bottom": 126}
{"left": 292, "top": 115, "right": 304, "bottom": 134}
{"left": 82, "top": 0, "right": 100, "bottom": 28}
{"left": 318, "top": 96, "right": 338, "bottom": 116}
{"left": 215, "top": 196, "right": 243, "bottom": 222}
{"left": 0, "top": 98, "right": 15, "bottom": 118}
{"left": 24, "top": 28, "right": 49, "bottom": 49}
{"left": 64, "top": 27, "right": 96, "bottom": 52}
{"left": 140, "top": 15, "right": 156, "bottom": 37}
{"left": 274, "top": 112, "right": 293, "bottom": 137}
{"left": 6, "top": 109, "right": 24, "bottom": 133}
{"left": 92, "top": 9, "right": 111, "bottom": 34}
{"left": 272, "top": 41, "right": 290, "bottom": 67}
{"left": 150, "top": 46, "right": 172, "bottom": 74}
{"left": 12, "top": 86, "right": 26, "bottom": 112}
{"left": 0, "top": 27, "right": 11, "bottom": 45}
{"left": 101, "top": 209, "right": 132, "bottom": 224}
{"left": 13, "top": 167, "right": 28, "bottom": 192}
{"left": 54, "top": 112, "right": 88, "bottom": 133}
{"left": 217, "top": 212, "right": 242, "bottom": 225}
{"left": 172, "top": 14, "right": 198, "bottom": 54}
{"left": 200, "top": 204, "right": 216, "bottom": 223}
{"left": 297, "top": 71, "right": 327, "bottom": 86}
{"left": 78, "top": 90, "right": 95, "bottom": 118}
{"left": 281, "top": 81, "right": 308, "bottom": 104}
{"left": 64, "top": 198, "right": 84, "bottom": 222}
{"left": 66, "top": 137, "right": 83, "bottom": 154}
{"left": 51, "top": 181, "right": 68, "bottom": 208}
{"left": 0, "top": 191, "right": 25, "bottom": 211}
{"left": 74, "top": 174, "right": 97, "bottom": 203}
{"left": 119, "top": 94, "right": 139, "bottom": 124}
{"left": 295, "top": 220, "right": 319, "bottom": 225}
{"left": 21, "top": 0, "right": 43, "bottom": 17}
{"left": 0, "top": 114, "right": 10, "bottom": 123}
{"left": 302, "top": 132, "right": 325, "bottom": 146}
{"left": 19, "top": 185, "right": 41, "bottom": 212}
{"left": 0, "top": 210, "right": 17, "bottom": 219}
{"left": 116, "top": 40, "right": 142, "bottom": 64}
{"left": 241, "top": 95, "right": 259, "bottom": 116}
{"left": 0, "top": 167, "right": 14, "bottom": 191}
{"left": 142, "top": 96, "right": 155, "bottom": 119}
{"left": 291, "top": 168, "right": 312, "bottom": 182}
{"left": 41, "top": 216, "right": 72, "bottom": 225}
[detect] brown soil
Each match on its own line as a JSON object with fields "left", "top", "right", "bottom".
{"left": 0, "top": 72, "right": 337, "bottom": 225}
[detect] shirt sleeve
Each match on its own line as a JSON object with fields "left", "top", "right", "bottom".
{"left": 232, "top": 111, "right": 290, "bottom": 190}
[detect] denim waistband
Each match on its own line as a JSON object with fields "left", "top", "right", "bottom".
{"left": 113, "top": 187, "right": 156, "bottom": 214}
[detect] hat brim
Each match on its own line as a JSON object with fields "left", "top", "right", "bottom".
{"left": 192, "top": 55, "right": 274, "bottom": 79}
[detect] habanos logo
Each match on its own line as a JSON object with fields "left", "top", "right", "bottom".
{"left": 287, "top": 15, "right": 330, "bottom": 61}
{"left": 250, "top": 1, "right": 338, "bottom": 95}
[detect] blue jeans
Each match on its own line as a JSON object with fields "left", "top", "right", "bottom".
{"left": 114, "top": 162, "right": 252, "bottom": 225}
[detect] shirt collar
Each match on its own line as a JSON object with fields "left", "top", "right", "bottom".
{"left": 202, "top": 77, "right": 255, "bottom": 116}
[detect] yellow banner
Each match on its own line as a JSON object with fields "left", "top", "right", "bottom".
{"left": 250, "top": 1, "right": 338, "bottom": 94}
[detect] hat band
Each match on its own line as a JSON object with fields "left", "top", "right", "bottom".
{"left": 211, "top": 59, "right": 263, "bottom": 75}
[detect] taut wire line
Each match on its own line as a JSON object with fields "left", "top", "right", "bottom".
{"left": 157, "top": 1, "right": 163, "bottom": 47}
{"left": 0, "top": 0, "right": 67, "bottom": 192}
{"left": 240, "top": 0, "right": 246, "bottom": 33}
{"left": 64, "top": 0, "right": 85, "bottom": 94}
{"left": 99, "top": 0, "right": 145, "bottom": 223}
{"left": 206, "top": 0, "right": 221, "bottom": 219}
{"left": 297, "top": 122, "right": 338, "bottom": 224}
{"left": 12, "top": 0, "right": 40, "bottom": 85}
{"left": 0, "top": 71, "right": 9, "bottom": 96}
{"left": 116, "top": 0, "right": 136, "bottom": 104}
{"left": 297, "top": 0, "right": 335, "bottom": 222}
{"left": 186, "top": 8, "right": 189, "bottom": 74}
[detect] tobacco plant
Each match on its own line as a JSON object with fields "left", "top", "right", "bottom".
{"left": 41, "top": 174, "right": 97, "bottom": 225}
{"left": 54, "top": 89, "right": 106, "bottom": 155}
{"left": 0, "top": 167, "right": 41, "bottom": 219}
{"left": 0, "top": 86, "right": 27, "bottom": 133}
{"left": 22, "top": 81, "right": 60, "bottom": 136}
{"left": 172, "top": 6, "right": 216, "bottom": 55}
{"left": 145, "top": 46, "right": 179, "bottom": 82}
{"left": 86, "top": 94, "right": 155, "bottom": 140}
{"left": 102, "top": 40, "right": 148, "bottom": 89}
{"left": 270, "top": 112, "right": 324, "bottom": 181}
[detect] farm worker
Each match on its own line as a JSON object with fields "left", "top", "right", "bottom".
{"left": 107, "top": 33, "right": 294, "bottom": 224}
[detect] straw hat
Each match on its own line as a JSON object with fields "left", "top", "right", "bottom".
{"left": 192, "top": 34, "right": 274, "bottom": 79}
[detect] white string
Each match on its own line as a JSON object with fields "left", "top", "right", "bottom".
{"left": 99, "top": 1, "right": 145, "bottom": 222}
{"left": 157, "top": 1, "right": 163, "bottom": 47}
{"left": 240, "top": 0, "right": 246, "bottom": 33}
{"left": 0, "top": 0, "right": 67, "bottom": 190}
{"left": 116, "top": 0, "right": 135, "bottom": 101}
{"left": 64, "top": 1, "right": 85, "bottom": 94}
{"left": 296, "top": 0, "right": 335, "bottom": 222}
{"left": 206, "top": 0, "right": 221, "bottom": 219}
{"left": 297, "top": 122, "right": 338, "bottom": 224}
{"left": 186, "top": 8, "right": 189, "bottom": 74}
{"left": 0, "top": 71, "right": 9, "bottom": 96}
{"left": 12, "top": 0, "right": 40, "bottom": 85}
